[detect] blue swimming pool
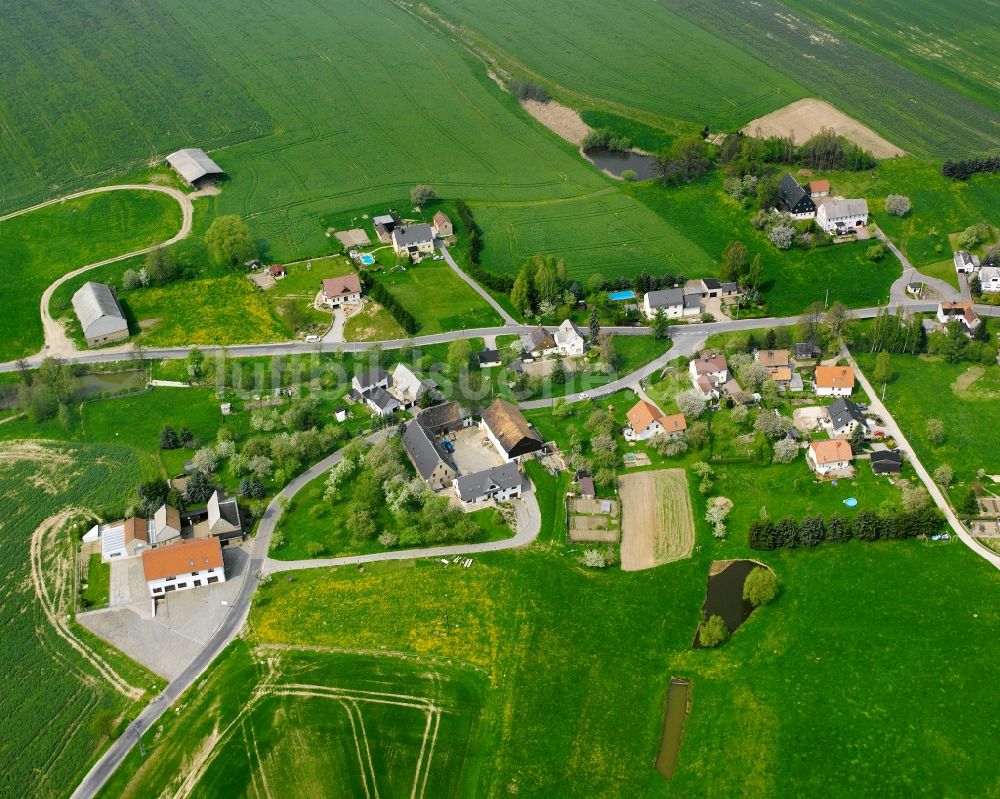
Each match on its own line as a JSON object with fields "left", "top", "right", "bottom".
{"left": 360, "top": 253, "right": 376, "bottom": 266}
{"left": 609, "top": 290, "right": 636, "bottom": 301}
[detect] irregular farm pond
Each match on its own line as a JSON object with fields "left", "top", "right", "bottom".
{"left": 693, "top": 559, "right": 768, "bottom": 647}
{"left": 582, "top": 147, "right": 659, "bottom": 180}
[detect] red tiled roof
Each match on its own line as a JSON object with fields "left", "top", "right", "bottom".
{"left": 323, "top": 274, "right": 362, "bottom": 298}
{"left": 142, "top": 538, "right": 222, "bottom": 582}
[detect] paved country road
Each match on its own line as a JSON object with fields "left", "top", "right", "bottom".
{"left": 0, "top": 184, "right": 197, "bottom": 358}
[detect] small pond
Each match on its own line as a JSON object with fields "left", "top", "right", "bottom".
{"left": 655, "top": 677, "right": 691, "bottom": 780}
{"left": 693, "top": 559, "right": 764, "bottom": 647}
{"left": 74, "top": 369, "right": 147, "bottom": 399}
{"left": 583, "top": 147, "right": 659, "bottom": 180}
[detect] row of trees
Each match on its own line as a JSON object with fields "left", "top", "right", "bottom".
{"left": 454, "top": 200, "right": 515, "bottom": 293}
{"left": 748, "top": 506, "right": 944, "bottom": 550}
{"left": 942, "top": 156, "right": 1000, "bottom": 181}
{"left": 510, "top": 254, "right": 571, "bottom": 316}
{"left": 364, "top": 277, "right": 418, "bottom": 334}
{"left": 719, "top": 129, "right": 876, "bottom": 175}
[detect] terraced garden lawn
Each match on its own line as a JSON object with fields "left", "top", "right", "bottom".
{"left": 372, "top": 261, "right": 502, "bottom": 333}
{"left": 0, "top": 189, "right": 182, "bottom": 360}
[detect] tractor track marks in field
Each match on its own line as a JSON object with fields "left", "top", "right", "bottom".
{"left": 30, "top": 509, "right": 143, "bottom": 701}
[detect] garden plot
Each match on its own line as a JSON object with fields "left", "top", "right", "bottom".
{"left": 619, "top": 469, "right": 695, "bottom": 570}
{"left": 568, "top": 496, "right": 620, "bottom": 543}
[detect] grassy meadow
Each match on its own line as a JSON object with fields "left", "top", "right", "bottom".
{"left": 0, "top": 441, "right": 163, "bottom": 799}
{"left": 855, "top": 351, "right": 1000, "bottom": 506}
{"left": 373, "top": 261, "right": 502, "bottom": 333}
{"left": 0, "top": 190, "right": 182, "bottom": 360}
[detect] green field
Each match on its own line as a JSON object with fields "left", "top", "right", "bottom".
{"left": 0, "top": 441, "right": 163, "bottom": 799}
{"left": 374, "top": 261, "right": 502, "bottom": 333}
{"left": 97, "top": 642, "right": 488, "bottom": 799}
{"left": 0, "top": 190, "right": 182, "bottom": 360}
{"left": 0, "top": 4, "right": 267, "bottom": 212}
{"left": 782, "top": 0, "right": 1000, "bottom": 116}
{"left": 662, "top": 0, "right": 1000, "bottom": 157}
{"left": 421, "top": 0, "right": 806, "bottom": 129}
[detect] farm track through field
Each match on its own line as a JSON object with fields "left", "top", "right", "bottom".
{"left": 30, "top": 509, "right": 143, "bottom": 701}
{"left": 0, "top": 183, "right": 196, "bottom": 358}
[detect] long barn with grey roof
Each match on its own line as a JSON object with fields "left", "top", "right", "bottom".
{"left": 72, "top": 282, "right": 129, "bottom": 347}
{"left": 166, "top": 148, "right": 225, "bottom": 187}
{"left": 402, "top": 419, "right": 457, "bottom": 490}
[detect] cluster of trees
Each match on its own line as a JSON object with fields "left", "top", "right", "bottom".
{"left": 942, "top": 156, "right": 1000, "bottom": 181}
{"left": 550, "top": 405, "right": 619, "bottom": 489}
{"left": 159, "top": 424, "right": 196, "bottom": 450}
{"left": 454, "top": 200, "right": 514, "bottom": 293}
{"left": 364, "top": 277, "right": 418, "bottom": 334}
{"left": 410, "top": 185, "right": 436, "bottom": 206}
{"left": 719, "top": 129, "right": 875, "bottom": 174}
{"left": 654, "top": 135, "right": 713, "bottom": 185}
{"left": 748, "top": 506, "right": 944, "bottom": 550}
{"left": 323, "top": 437, "right": 486, "bottom": 548}
{"left": 851, "top": 307, "right": 993, "bottom": 364}
{"left": 510, "top": 254, "right": 571, "bottom": 317}
{"left": 720, "top": 240, "right": 763, "bottom": 287}
{"left": 204, "top": 215, "right": 257, "bottom": 269}
{"left": 508, "top": 76, "right": 549, "bottom": 102}
{"left": 16, "top": 357, "right": 75, "bottom": 424}
{"left": 581, "top": 128, "right": 631, "bottom": 152}
{"left": 956, "top": 222, "right": 992, "bottom": 251}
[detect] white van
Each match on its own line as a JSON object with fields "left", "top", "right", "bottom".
{"left": 305, "top": 335, "right": 321, "bottom": 343}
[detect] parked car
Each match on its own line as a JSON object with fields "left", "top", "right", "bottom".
{"left": 305, "top": 335, "right": 321, "bottom": 343}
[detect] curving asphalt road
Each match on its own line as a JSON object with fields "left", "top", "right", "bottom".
{"left": 5, "top": 184, "right": 197, "bottom": 358}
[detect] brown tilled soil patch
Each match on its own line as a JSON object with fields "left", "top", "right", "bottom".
{"left": 522, "top": 99, "right": 592, "bottom": 146}
{"left": 619, "top": 469, "right": 694, "bottom": 571}
{"left": 742, "top": 98, "right": 905, "bottom": 158}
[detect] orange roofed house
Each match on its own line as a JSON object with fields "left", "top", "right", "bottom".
{"left": 142, "top": 538, "right": 225, "bottom": 601}
{"left": 814, "top": 365, "right": 855, "bottom": 397}
{"left": 936, "top": 301, "right": 980, "bottom": 334}
{"left": 624, "top": 399, "right": 686, "bottom": 442}
{"left": 807, "top": 439, "right": 853, "bottom": 476}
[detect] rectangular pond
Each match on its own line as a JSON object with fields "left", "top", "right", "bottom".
{"left": 655, "top": 677, "right": 691, "bottom": 779}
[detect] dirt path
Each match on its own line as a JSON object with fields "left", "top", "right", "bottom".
{"left": 30, "top": 509, "right": 143, "bottom": 700}
{"left": 0, "top": 184, "right": 197, "bottom": 358}
{"left": 619, "top": 469, "right": 694, "bottom": 570}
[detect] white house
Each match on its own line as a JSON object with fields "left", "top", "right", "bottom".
{"left": 321, "top": 274, "right": 362, "bottom": 308}
{"left": 643, "top": 288, "right": 701, "bottom": 320}
{"left": 391, "top": 224, "right": 435, "bottom": 259}
{"left": 816, "top": 198, "right": 868, "bottom": 235}
{"left": 363, "top": 387, "right": 400, "bottom": 417}
{"left": 455, "top": 462, "right": 523, "bottom": 504}
{"left": 827, "top": 398, "right": 866, "bottom": 439}
{"left": 978, "top": 266, "right": 1000, "bottom": 292}
{"left": 954, "top": 250, "right": 980, "bottom": 274}
{"left": 554, "top": 320, "right": 586, "bottom": 356}
{"left": 624, "top": 399, "right": 686, "bottom": 441}
{"left": 937, "top": 301, "right": 980, "bottom": 333}
{"left": 142, "top": 538, "right": 225, "bottom": 601}
{"left": 152, "top": 503, "right": 182, "bottom": 545}
{"left": 807, "top": 439, "right": 853, "bottom": 476}
{"left": 689, "top": 353, "right": 729, "bottom": 399}
{"left": 480, "top": 398, "right": 543, "bottom": 462}
{"left": 353, "top": 366, "right": 389, "bottom": 394}
{"left": 88, "top": 517, "right": 149, "bottom": 562}
{"left": 519, "top": 327, "right": 559, "bottom": 359}
{"left": 813, "top": 366, "right": 855, "bottom": 397}
{"left": 389, "top": 363, "right": 434, "bottom": 407}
